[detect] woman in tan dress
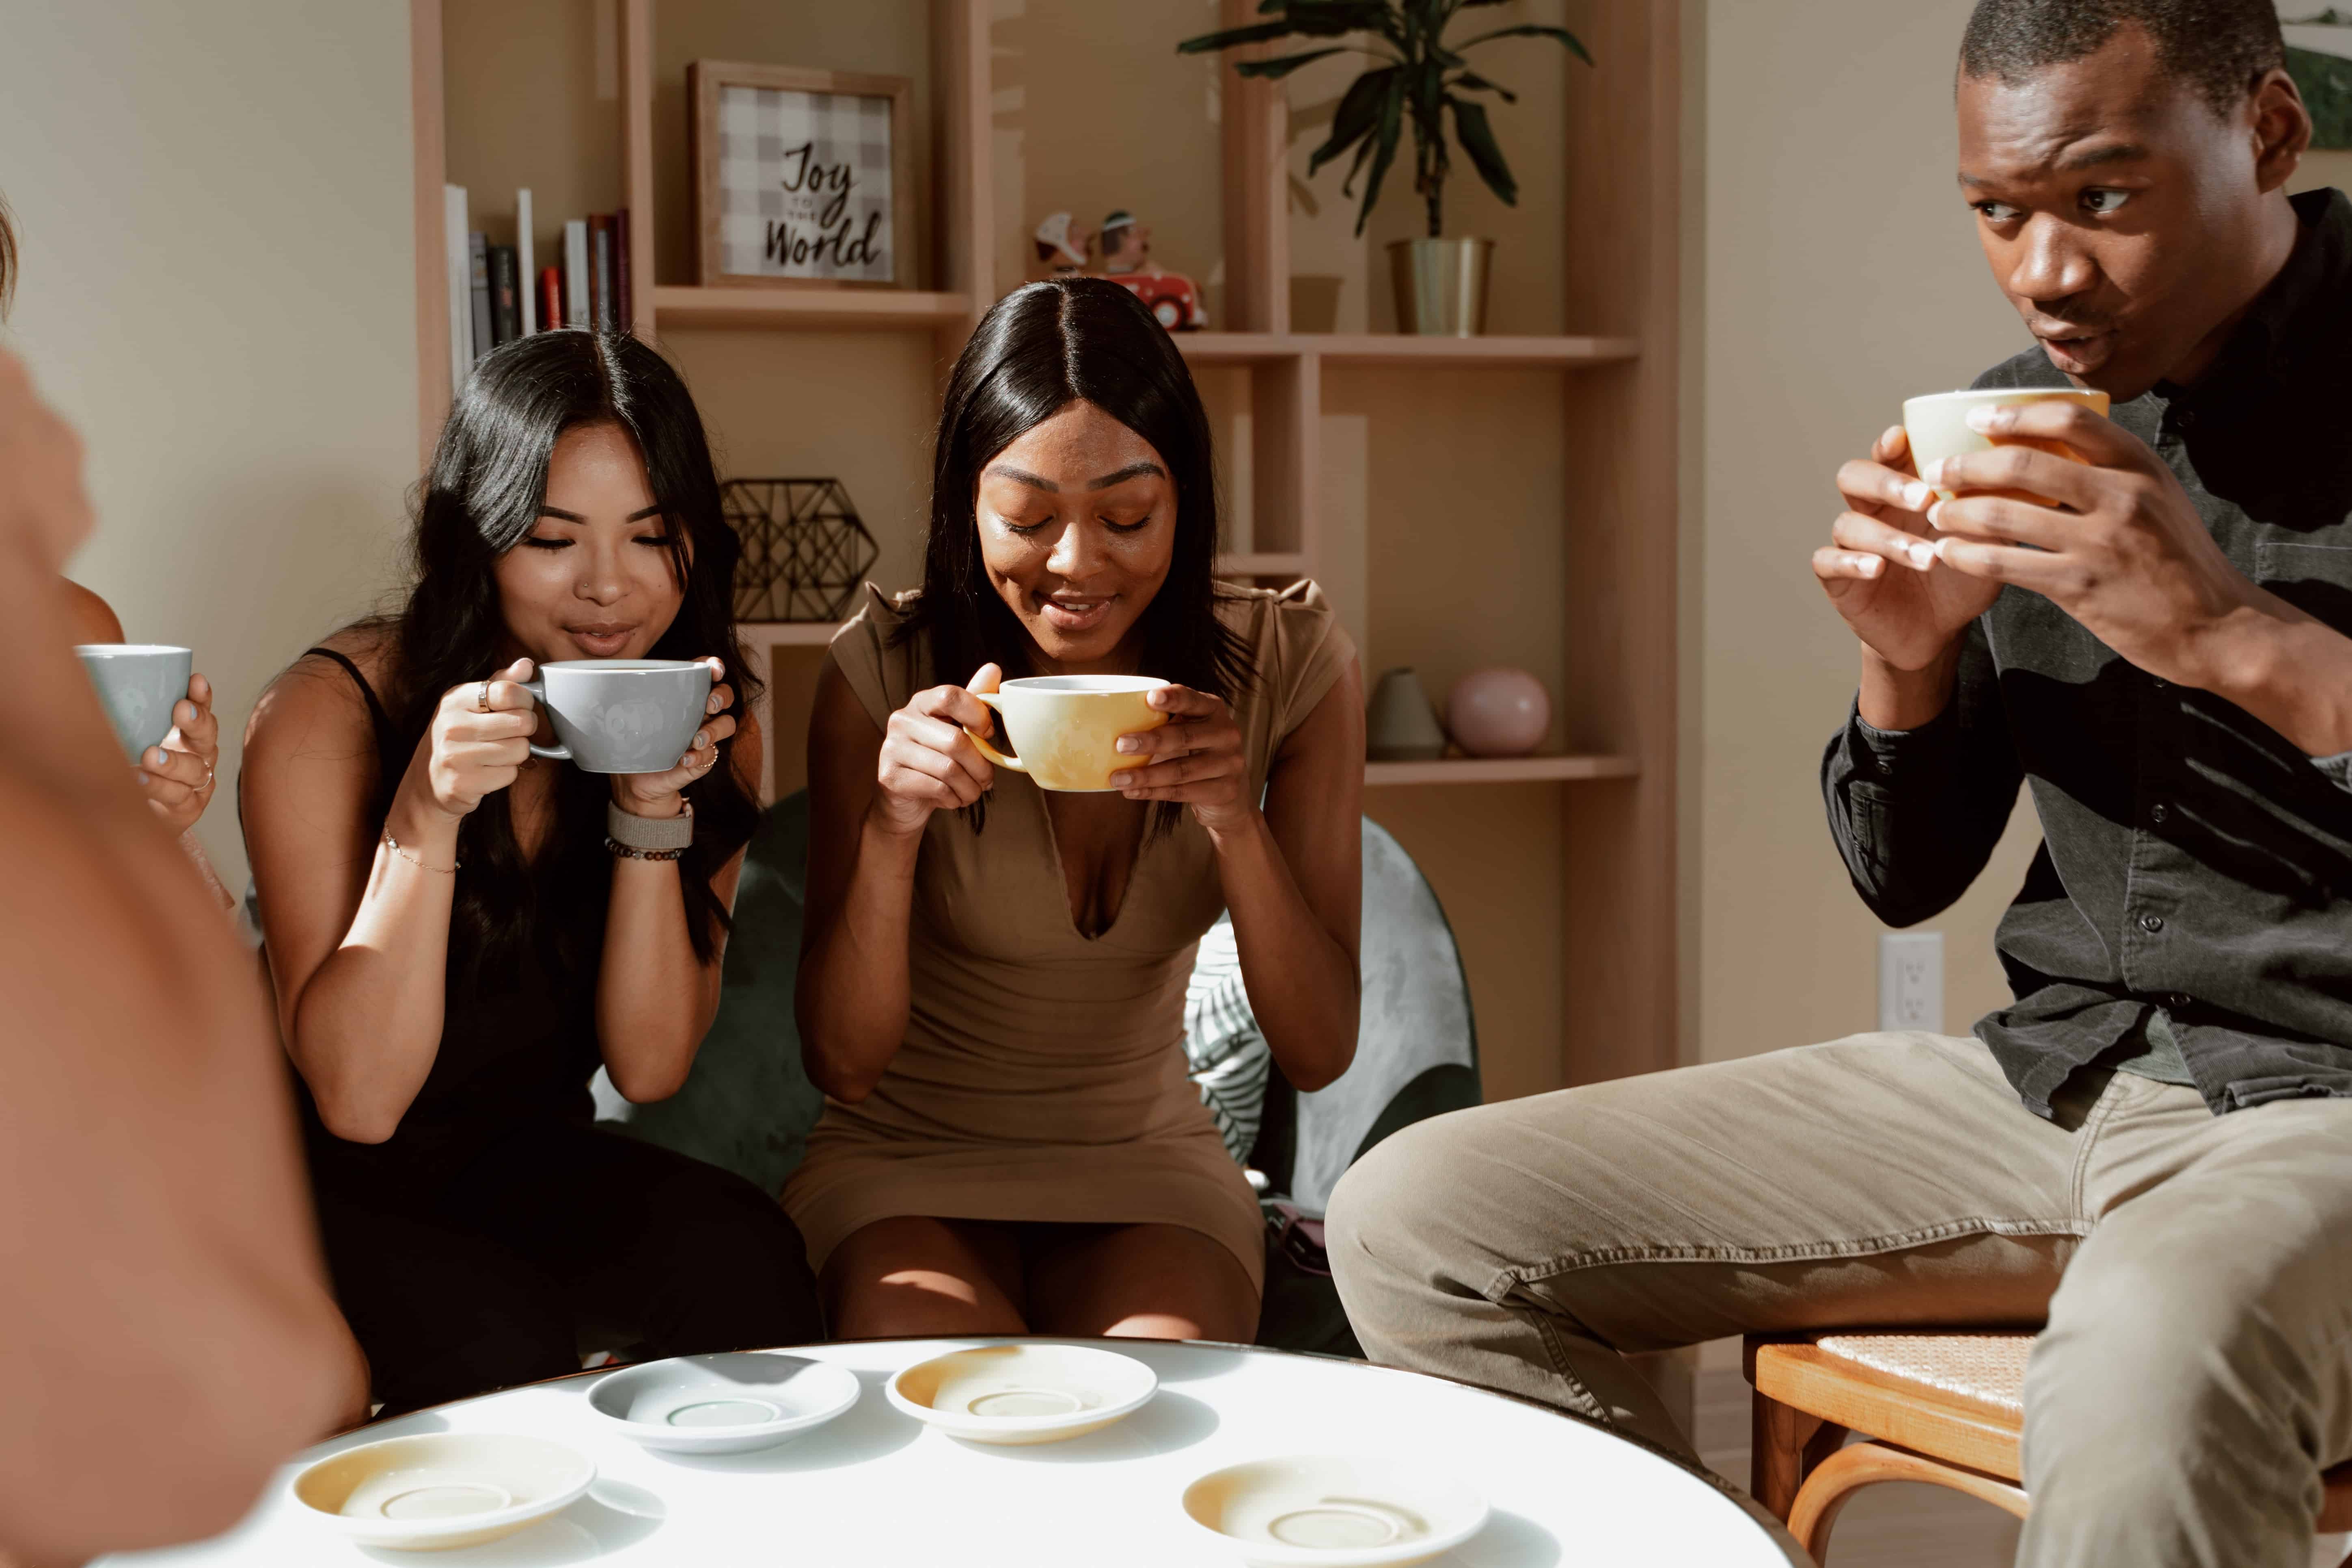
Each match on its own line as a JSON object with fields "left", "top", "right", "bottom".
{"left": 792, "top": 279, "right": 1365, "bottom": 1342}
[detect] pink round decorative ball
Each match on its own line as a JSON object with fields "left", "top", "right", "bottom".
{"left": 1445, "top": 667, "right": 1551, "bottom": 758}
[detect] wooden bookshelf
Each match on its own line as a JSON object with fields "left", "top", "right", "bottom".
{"left": 413, "top": 0, "right": 1681, "bottom": 1096}
{"left": 1365, "top": 756, "right": 1641, "bottom": 788}
{"left": 653, "top": 286, "right": 973, "bottom": 331}
{"left": 1178, "top": 332, "right": 1642, "bottom": 369}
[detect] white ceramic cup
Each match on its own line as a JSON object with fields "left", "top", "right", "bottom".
{"left": 75, "top": 644, "right": 192, "bottom": 764}
{"left": 520, "top": 658, "right": 712, "bottom": 774}
{"left": 965, "top": 675, "right": 1169, "bottom": 793}
{"left": 1902, "top": 387, "right": 2112, "bottom": 503}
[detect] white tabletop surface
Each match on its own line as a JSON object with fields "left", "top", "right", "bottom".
{"left": 103, "top": 1339, "right": 1802, "bottom": 1566}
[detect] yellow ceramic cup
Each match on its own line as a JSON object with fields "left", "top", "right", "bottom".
{"left": 1903, "top": 386, "right": 2112, "bottom": 504}
{"left": 967, "top": 675, "right": 1169, "bottom": 793}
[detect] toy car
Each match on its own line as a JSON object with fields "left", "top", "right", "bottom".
{"left": 1105, "top": 270, "right": 1205, "bottom": 332}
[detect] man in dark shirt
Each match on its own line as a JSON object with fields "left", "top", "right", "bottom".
{"left": 1327, "top": 4, "right": 2352, "bottom": 1564}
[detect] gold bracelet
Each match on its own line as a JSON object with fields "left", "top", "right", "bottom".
{"left": 382, "top": 833, "right": 460, "bottom": 875}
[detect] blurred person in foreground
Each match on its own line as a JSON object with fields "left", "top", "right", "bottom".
{"left": 0, "top": 199, "right": 361, "bottom": 1566}
{"left": 1329, "top": 3, "right": 2352, "bottom": 1564}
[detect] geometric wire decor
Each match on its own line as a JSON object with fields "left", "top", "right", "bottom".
{"left": 721, "top": 477, "right": 880, "bottom": 622}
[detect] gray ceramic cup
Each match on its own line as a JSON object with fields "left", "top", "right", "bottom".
{"left": 522, "top": 658, "right": 713, "bottom": 774}
{"left": 76, "top": 644, "right": 193, "bottom": 764}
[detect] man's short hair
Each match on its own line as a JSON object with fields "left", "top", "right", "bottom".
{"left": 1960, "top": 0, "right": 2287, "bottom": 117}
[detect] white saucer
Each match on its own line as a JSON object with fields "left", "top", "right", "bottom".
{"left": 1180, "top": 1454, "right": 1489, "bottom": 1567}
{"left": 587, "top": 1352, "right": 863, "bottom": 1454}
{"left": 291, "top": 1432, "right": 594, "bottom": 1551}
{"left": 886, "top": 1343, "right": 1158, "bottom": 1445}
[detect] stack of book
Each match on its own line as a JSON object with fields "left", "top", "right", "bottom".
{"left": 441, "top": 186, "right": 635, "bottom": 396}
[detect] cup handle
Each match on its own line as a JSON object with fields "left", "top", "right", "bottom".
{"left": 965, "top": 692, "right": 1026, "bottom": 773}
{"left": 519, "top": 677, "right": 570, "bottom": 761}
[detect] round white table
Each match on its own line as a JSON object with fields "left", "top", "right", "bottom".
{"left": 104, "top": 1339, "right": 1803, "bottom": 1566}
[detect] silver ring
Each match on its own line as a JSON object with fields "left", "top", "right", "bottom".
{"left": 475, "top": 679, "right": 493, "bottom": 713}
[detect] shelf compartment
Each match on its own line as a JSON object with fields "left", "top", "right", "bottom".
{"left": 1316, "top": 333, "right": 1641, "bottom": 367}
{"left": 1178, "top": 332, "right": 1301, "bottom": 365}
{"left": 740, "top": 621, "right": 846, "bottom": 647}
{"left": 1364, "top": 755, "right": 1639, "bottom": 787}
{"left": 654, "top": 287, "right": 973, "bottom": 331}
{"left": 1217, "top": 552, "right": 1308, "bottom": 578}
{"left": 1178, "top": 332, "right": 1641, "bottom": 368}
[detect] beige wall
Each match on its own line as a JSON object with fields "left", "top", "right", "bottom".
{"left": 1687, "top": 1, "right": 2352, "bottom": 1065}
{"left": 0, "top": 2, "right": 420, "bottom": 893}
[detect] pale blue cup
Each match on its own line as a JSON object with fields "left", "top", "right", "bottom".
{"left": 522, "top": 659, "right": 712, "bottom": 774}
{"left": 76, "top": 644, "right": 192, "bottom": 764}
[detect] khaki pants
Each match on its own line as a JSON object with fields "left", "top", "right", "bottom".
{"left": 1324, "top": 1033, "right": 2352, "bottom": 1568}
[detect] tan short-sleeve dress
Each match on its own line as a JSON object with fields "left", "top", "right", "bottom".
{"left": 782, "top": 580, "right": 1355, "bottom": 1292}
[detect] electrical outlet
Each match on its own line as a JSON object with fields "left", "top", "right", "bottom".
{"left": 1879, "top": 932, "right": 1944, "bottom": 1033}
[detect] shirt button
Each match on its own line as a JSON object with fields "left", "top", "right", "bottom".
{"left": 2150, "top": 802, "right": 2171, "bottom": 826}
{"left": 2176, "top": 408, "right": 2199, "bottom": 431}
{"left": 2166, "top": 992, "right": 2193, "bottom": 1009}
{"left": 2151, "top": 679, "right": 2169, "bottom": 692}
{"left": 2140, "top": 913, "right": 2166, "bottom": 934}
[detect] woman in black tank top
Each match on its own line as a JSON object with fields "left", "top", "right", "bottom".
{"left": 240, "top": 331, "right": 820, "bottom": 1413}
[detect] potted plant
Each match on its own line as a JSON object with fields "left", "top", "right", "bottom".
{"left": 1179, "top": 0, "right": 1590, "bottom": 336}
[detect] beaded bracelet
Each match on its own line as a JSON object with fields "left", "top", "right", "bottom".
{"left": 606, "top": 836, "right": 687, "bottom": 863}
{"left": 383, "top": 833, "right": 460, "bottom": 874}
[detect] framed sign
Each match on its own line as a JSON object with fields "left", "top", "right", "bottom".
{"left": 689, "top": 62, "right": 915, "bottom": 289}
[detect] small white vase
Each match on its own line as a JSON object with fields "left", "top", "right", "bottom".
{"left": 1366, "top": 667, "right": 1448, "bottom": 761}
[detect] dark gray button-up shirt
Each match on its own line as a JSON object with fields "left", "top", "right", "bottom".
{"left": 1822, "top": 188, "right": 2352, "bottom": 1119}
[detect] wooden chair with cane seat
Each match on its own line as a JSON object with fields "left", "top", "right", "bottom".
{"left": 1745, "top": 1330, "right": 2352, "bottom": 1565}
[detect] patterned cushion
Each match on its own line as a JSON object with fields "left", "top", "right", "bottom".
{"left": 1182, "top": 914, "right": 1271, "bottom": 1166}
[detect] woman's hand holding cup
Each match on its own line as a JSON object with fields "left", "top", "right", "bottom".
{"left": 405, "top": 658, "right": 539, "bottom": 822}
{"left": 872, "top": 664, "right": 1000, "bottom": 839}
{"left": 1116, "top": 685, "right": 1251, "bottom": 836}
{"left": 136, "top": 672, "right": 219, "bottom": 835}
{"left": 612, "top": 657, "right": 734, "bottom": 819}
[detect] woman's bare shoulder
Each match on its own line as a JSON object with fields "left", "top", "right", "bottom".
{"left": 246, "top": 623, "right": 395, "bottom": 761}
{"left": 60, "top": 579, "right": 125, "bottom": 643}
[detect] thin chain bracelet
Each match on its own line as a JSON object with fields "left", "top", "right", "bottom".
{"left": 382, "top": 833, "right": 460, "bottom": 874}
{"left": 605, "top": 836, "right": 687, "bottom": 863}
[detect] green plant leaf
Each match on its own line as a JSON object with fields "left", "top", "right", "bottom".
{"left": 1448, "top": 69, "right": 1517, "bottom": 102}
{"left": 1264, "top": 0, "right": 1401, "bottom": 42}
{"left": 1448, "top": 94, "right": 1516, "bottom": 205}
{"left": 1236, "top": 46, "right": 1353, "bottom": 78}
{"left": 1308, "top": 64, "right": 1399, "bottom": 175}
{"left": 1454, "top": 23, "right": 1594, "bottom": 65}
{"left": 1348, "top": 70, "right": 1408, "bottom": 236}
{"left": 1176, "top": 20, "right": 1312, "bottom": 53}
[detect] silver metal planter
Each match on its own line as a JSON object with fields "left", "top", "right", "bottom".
{"left": 1387, "top": 237, "right": 1494, "bottom": 336}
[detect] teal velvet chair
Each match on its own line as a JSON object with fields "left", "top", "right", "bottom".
{"left": 593, "top": 794, "right": 1480, "bottom": 1354}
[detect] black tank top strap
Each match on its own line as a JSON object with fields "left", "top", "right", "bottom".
{"left": 303, "top": 647, "right": 399, "bottom": 759}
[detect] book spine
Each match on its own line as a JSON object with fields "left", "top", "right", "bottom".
{"left": 468, "top": 231, "right": 492, "bottom": 364}
{"left": 489, "top": 245, "right": 520, "bottom": 345}
{"left": 443, "top": 185, "right": 470, "bottom": 397}
{"left": 588, "top": 214, "right": 615, "bottom": 334}
{"left": 564, "top": 219, "right": 590, "bottom": 328}
{"left": 537, "top": 267, "right": 564, "bottom": 336}
{"left": 614, "top": 207, "right": 632, "bottom": 334}
{"left": 516, "top": 189, "right": 536, "bottom": 333}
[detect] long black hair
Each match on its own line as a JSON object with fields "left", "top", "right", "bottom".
{"left": 903, "top": 277, "right": 1255, "bottom": 832}
{"left": 383, "top": 329, "right": 758, "bottom": 985}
